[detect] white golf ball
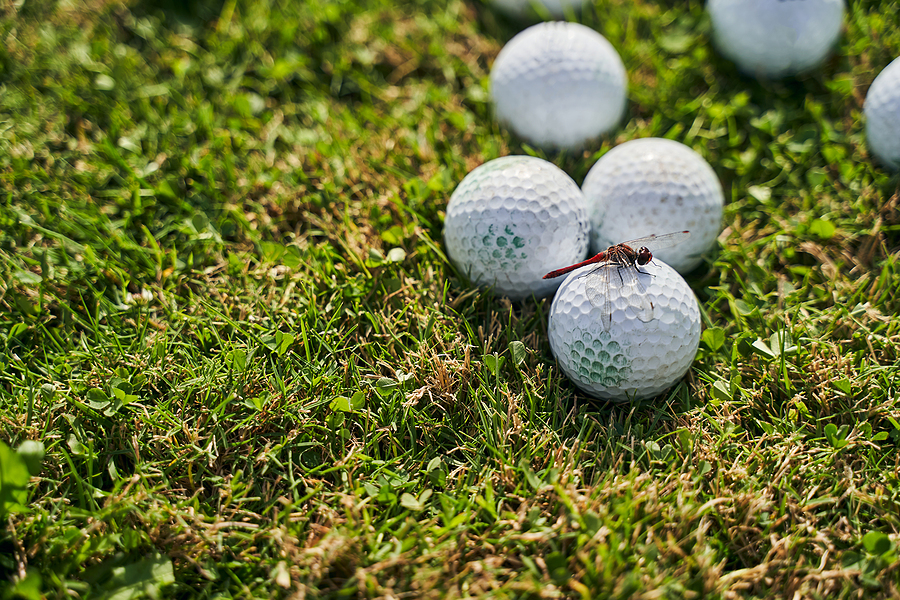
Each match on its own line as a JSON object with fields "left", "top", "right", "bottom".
{"left": 489, "top": 0, "right": 583, "bottom": 19}
{"left": 489, "top": 22, "right": 627, "bottom": 149}
{"left": 548, "top": 259, "right": 700, "bottom": 402}
{"left": 707, "top": 0, "right": 845, "bottom": 79}
{"left": 864, "top": 56, "right": 900, "bottom": 171}
{"left": 444, "top": 156, "right": 590, "bottom": 300}
{"left": 582, "top": 138, "right": 723, "bottom": 274}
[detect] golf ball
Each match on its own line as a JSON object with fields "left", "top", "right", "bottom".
{"left": 489, "top": 0, "right": 584, "bottom": 19}
{"left": 548, "top": 259, "right": 700, "bottom": 402}
{"left": 489, "top": 22, "right": 627, "bottom": 149}
{"left": 444, "top": 155, "right": 590, "bottom": 300}
{"left": 864, "top": 56, "right": 900, "bottom": 171}
{"left": 582, "top": 138, "right": 723, "bottom": 274}
{"left": 707, "top": 0, "right": 844, "bottom": 79}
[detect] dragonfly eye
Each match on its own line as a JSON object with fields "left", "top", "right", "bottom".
{"left": 637, "top": 246, "right": 652, "bottom": 265}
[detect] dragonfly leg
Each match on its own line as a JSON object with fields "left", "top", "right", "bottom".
{"left": 637, "top": 264, "right": 658, "bottom": 278}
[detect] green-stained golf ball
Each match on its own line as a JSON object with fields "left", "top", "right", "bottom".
{"left": 548, "top": 259, "right": 700, "bottom": 401}
{"left": 444, "top": 156, "right": 590, "bottom": 300}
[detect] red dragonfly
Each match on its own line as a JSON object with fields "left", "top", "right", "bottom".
{"left": 543, "top": 231, "right": 691, "bottom": 329}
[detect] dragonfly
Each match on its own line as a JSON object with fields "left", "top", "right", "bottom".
{"left": 543, "top": 231, "right": 691, "bottom": 329}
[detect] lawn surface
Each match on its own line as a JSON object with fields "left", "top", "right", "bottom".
{"left": 1, "top": 0, "right": 900, "bottom": 598}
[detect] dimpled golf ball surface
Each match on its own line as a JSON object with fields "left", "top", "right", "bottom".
{"left": 865, "top": 56, "right": 900, "bottom": 171}
{"left": 490, "top": 22, "right": 627, "bottom": 149}
{"left": 548, "top": 260, "right": 700, "bottom": 402}
{"left": 444, "top": 156, "right": 590, "bottom": 300}
{"left": 582, "top": 138, "right": 723, "bottom": 274}
{"left": 707, "top": 0, "right": 844, "bottom": 78}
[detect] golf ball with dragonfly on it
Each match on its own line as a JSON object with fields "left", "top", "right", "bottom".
{"left": 489, "top": 21, "right": 627, "bottom": 150}
{"left": 443, "top": 155, "right": 590, "bottom": 301}
{"left": 707, "top": 0, "right": 844, "bottom": 79}
{"left": 547, "top": 258, "right": 700, "bottom": 402}
{"left": 865, "top": 56, "right": 900, "bottom": 171}
{"left": 582, "top": 138, "right": 723, "bottom": 274}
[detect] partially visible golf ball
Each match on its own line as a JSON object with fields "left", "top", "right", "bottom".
{"left": 489, "top": 22, "right": 627, "bottom": 149}
{"left": 707, "top": 0, "right": 844, "bottom": 79}
{"left": 548, "top": 259, "right": 700, "bottom": 402}
{"left": 864, "top": 56, "right": 900, "bottom": 171}
{"left": 489, "top": 0, "right": 584, "bottom": 19}
{"left": 444, "top": 156, "right": 590, "bottom": 300}
{"left": 582, "top": 138, "right": 723, "bottom": 274}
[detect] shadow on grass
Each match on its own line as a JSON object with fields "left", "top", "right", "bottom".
{"left": 132, "top": 0, "right": 227, "bottom": 24}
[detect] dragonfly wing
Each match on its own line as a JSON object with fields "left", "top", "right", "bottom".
{"left": 622, "top": 230, "right": 691, "bottom": 252}
{"left": 616, "top": 264, "right": 655, "bottom": 323}
{"left": 584, "top": 264, "right": 615, "bottom": 330}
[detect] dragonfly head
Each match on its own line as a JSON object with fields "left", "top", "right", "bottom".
{"left": 636, "top": 246, "right": 652, "bottom": 265}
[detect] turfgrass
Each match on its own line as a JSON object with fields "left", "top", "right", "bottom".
{"left": 1, "top": 0, "right": 899, "bottom": 597}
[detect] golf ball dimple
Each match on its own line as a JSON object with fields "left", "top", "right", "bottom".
{"left": 582, "top": 138, "right": 723, "bottom": 274}
{"left": 707, "top": 0, "right": 845, "bottom": 79}
{"left": 548, "top": 260, "right": 700, "bottom": 402}
{"left": 489, "top": 22, "right": 627, "bottom": 150}
{"left": 864, "top": 56, "right": 900, "bottom": 171}
{"left": 444, "top": 156, "right": 590, "bottom": 300}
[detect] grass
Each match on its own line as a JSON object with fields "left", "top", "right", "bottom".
{"left": 1, "top": 0, "right": 899, "bottom": 597}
